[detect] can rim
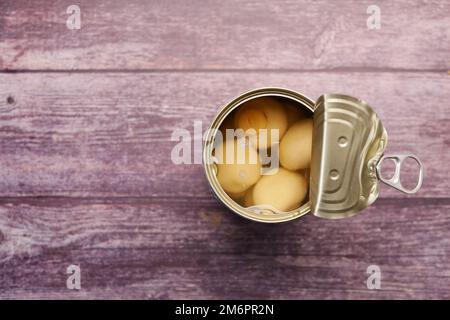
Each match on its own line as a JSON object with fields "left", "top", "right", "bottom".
{"left": 203, "top": 87, "right": 315, "bottom": 223}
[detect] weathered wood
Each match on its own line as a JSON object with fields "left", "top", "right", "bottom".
{"left": 0, "top": 0, "right": 449, "bottom": 70}
{"left": 1, "top": 198, "right": 449, "bottom": 299}
{"left": 0, "top": 72, "right": 448, "bottom": 198}
{"left": 1, "top": 0, "right": 449, "bottom": 301}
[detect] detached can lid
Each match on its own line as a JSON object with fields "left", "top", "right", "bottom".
{"left": 309, "top": 94, "right": 388, "bottom": 219}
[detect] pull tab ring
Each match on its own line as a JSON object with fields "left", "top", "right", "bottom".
{"left": 376, "top": 154, "right": 423, "bottom": 194}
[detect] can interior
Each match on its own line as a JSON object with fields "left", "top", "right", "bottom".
{"left": 204, "top": 88, "right": 316, "bottom": 223}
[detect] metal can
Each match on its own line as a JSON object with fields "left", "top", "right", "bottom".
{"left": 203, "top": 88, "right": 423, "bottom": 223}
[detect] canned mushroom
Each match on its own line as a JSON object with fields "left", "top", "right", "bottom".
{"left": 203, "top": 88, "right": 424, "bottom": 223}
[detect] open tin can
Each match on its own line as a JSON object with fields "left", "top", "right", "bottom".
{"left": 203, "top": 88, "right": 424, "bottom": 223}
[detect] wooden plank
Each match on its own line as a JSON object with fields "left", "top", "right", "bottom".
{"left": 0, "top": 72, "right": 448, "bottom": 198}
{"left": 0, "top": 0, "right": 449, "bottom": 70}
{"left": 1, "top": 198, "right": 449, "bottom": 299}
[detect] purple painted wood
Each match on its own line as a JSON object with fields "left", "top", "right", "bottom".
{"left": 0, "top": 0, "right": 449, "bottom": 70}
{"left": 0, "top": 72, "right": 448, "bottom": 198}
{"left": 0, "top": 0, "right": 449, "bottom": 300}
{"left": 1, "top": 198, "right": 450, "bottom": 299}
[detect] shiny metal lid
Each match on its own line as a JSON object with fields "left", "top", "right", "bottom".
{"left": 310, "top": 94, "right": 389, "bottom": 219}
{"left": 310, "top": 93, "right": 424, "bottom": 219}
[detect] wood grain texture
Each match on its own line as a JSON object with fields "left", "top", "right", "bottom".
{"left": 1, "top": 198, "right": 449, "bottom": 299}
{"left": 1, "top": 0, "right": 449, "bottom": 300}
{"left": 0, "top": 0, "right": 449, "bottom": 70}
{"left": 0, "top": 72, "right": 448, "bottom": 198}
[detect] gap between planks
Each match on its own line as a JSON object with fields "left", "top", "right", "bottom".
{"left": 0, "top": 196, "right": 449, "bottom": 207}
{"left": 0, "top": 68, "right": 448, "bottom": 74}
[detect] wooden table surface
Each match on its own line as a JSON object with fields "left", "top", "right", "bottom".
{"left": 0, "top": 0, "right": 449, "bottom": 299}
